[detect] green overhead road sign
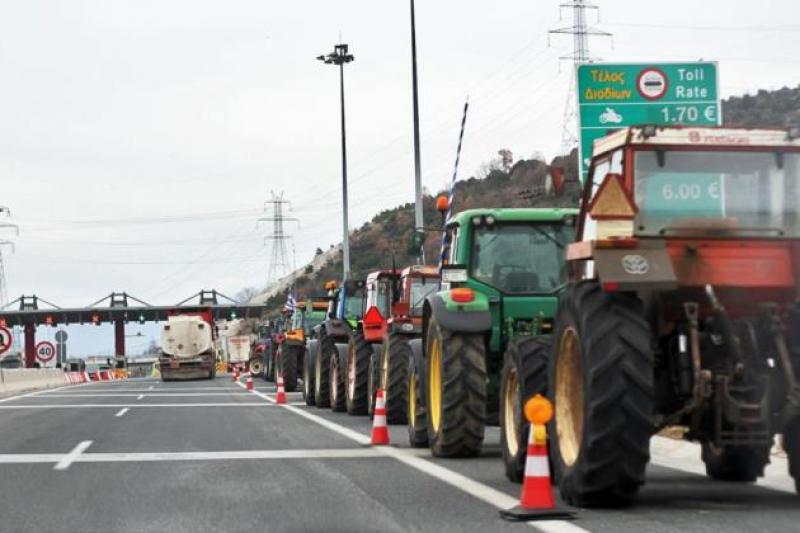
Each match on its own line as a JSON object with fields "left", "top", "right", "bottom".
{"left": 577, "top": 62, "right": 720, "bottom": 179}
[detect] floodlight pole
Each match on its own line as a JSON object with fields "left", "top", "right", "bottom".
{"left": 318, "top": 44, "right": 355, "bottom": 281}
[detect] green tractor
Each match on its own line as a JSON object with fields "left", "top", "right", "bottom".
{"left": 411, "top": 207, "right": 577, "bottom": 480}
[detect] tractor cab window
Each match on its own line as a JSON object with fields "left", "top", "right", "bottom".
{"left": 634, "top": 150, "right": 800, "bottom": 238}
{"left": 470, "top": 223, "right": 573, "bottom": 294}
{"left": 340, "top": 286, "right": 365, "bottom": 320}
{"left": 409, "top": 277, "right": 438, "bottom": 315}
{"left": 375, "top": 279, "right": 391, "bottom": 317}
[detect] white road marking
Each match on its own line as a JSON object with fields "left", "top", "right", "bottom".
{"left": 148, "top": 386, "right": 154, "bottom": 391}
{"left": 53, "top": 440, "right": 92, "bottom": 471}
{"left": 136, "top": 395, "right": 144, "bottom": 400}
{"left": 0, "top": 403, "right": 277, "bottom": 409}
{"left": 114, "top": 408, "right": 129, "bottom": 417}
{"left": 650, "top": 436, "right": 795, "bottom": 494}
{"left": 0, "top": 448, "right": 382, "bottom": 465}
{"left": 267, "top": 398, "right": 590, "bottom": 533}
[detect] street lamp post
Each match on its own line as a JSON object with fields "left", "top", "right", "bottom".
{"left": 410, "top": 0, "right": 424, "bottom": 262}
{"left": 317, "top": 44, "right": 355, "bottom": 281}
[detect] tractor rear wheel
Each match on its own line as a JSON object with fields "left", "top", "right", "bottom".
{"left": 500, "top": 335, "right": 551, "bottom": 483}
{"left": 425, "top": 318, "right": 486, "bottom": 458}
{"left": 549, "top": 281, "right": 654, "bottom": 507}
{"left": 280, "top": 345, "right": 299, "bottom": 392}
{"left": 329, "top": 346, "right": 346, "bottom": 412}
{"left": 314, "top": 333, "right": 334, "bottom": 408}
{"left": 407, "top": 354, "right": 428, "bottom": 448}
{"left": 785, "top": 418, "right": 800, "bottom": 494}
{"left": 345, "top": 331, "right": 371, "bottom": 415}
{"left": 380, "top": 333, "right": 411, "bottom": 424}
{"left": 701, "top": 442, "right": 771, "bottom": 482}
{"left": 303, "top": 341, "right": 317, "bottom": 406}
{"left": 266, "top": 352, "right": 276, "bottom": 382}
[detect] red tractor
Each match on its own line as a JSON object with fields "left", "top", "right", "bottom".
{"left": 540, "top": 125, "right": 800, "bottom": 506}
{"left": 344, "top": 266, "right": 439, "bottom": 421}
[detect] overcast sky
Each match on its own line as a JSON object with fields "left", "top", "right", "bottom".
{"left": 1, "top": 0, "right": 798, "bottom": 355}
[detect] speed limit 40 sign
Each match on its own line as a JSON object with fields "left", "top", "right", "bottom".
{"left": 35, "top": 341, "right": 56, "bottom": 363}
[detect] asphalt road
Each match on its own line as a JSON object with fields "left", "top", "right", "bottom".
{"left": 0, "top": 376, "right": 796, "bottom": 533}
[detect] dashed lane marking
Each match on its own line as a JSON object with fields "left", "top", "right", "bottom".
{"left": 114, "top": 408, "right": 129, "bottom": 417}
{"left": 239, "top": 381, "right": 590, "bottom": 533}
{"left": 136, "top": 395, "right": 144, "bottom": 400}
{"left": 53, "top": 440, "right": 92, "bottom": 471}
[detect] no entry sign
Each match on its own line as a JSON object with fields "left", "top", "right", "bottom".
{"left": 35, "top": 341, "right": 56, "bottom": 363}
{"left": 0, "top": 327, "right": 12, "bottom": 355}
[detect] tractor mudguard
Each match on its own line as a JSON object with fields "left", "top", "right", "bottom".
{"left": 408, "top": 338, "right": 425, "bottom": 404}
{"left": 592, "top": 241, "right": 677, "bottom": 292}
{"left": 428, "top": 293, "right": 492, "bottom": 334}
{"left": 322, "top": 319, "right": 351, "bottom": 341}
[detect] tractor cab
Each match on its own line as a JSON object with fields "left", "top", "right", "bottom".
{"left": 361, "top": 270, "right": 399, "bottom": 343}
{"left": 389, "top": 265, "right": 439, "bottom": 336}
{"left": 328, "top": 279, "right": 366, "bottom": 329}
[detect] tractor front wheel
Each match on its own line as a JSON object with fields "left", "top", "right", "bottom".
{"left": 367, "top": 345, "right": 381, "bottom": 418}
{"left": 425, "top": 318, "right": 486, "bottom": 458}
{"left": 329, "top": 346, "right": 347, "bottom": 412}
{"left": 314, "top": 333, "right": 334, "bottom": 408}
{"left": 303, "top": 341, "right": 317, "bottom": 406}
{"left": 549, "top": 281, "right": 654, "bottom": 507}
{"left": 380, "top": 333, "right": 411, "bottom": 424}
{"left": 500, "top": 335, "right": 551, "bottom": 483}
{"left": 345, "top": 331, "right": 371, "bottom": 415}
{"left": 280, "top": 344, "right": 299, "bottom": 392}
{"left": 407, "top": 354, "right": 428, "bottom": 448}
{"left": 701, "top": 442, "right": 771, "bottom": 482}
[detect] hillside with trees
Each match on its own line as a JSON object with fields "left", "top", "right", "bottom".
{"left": 252, "top": 84, "right": 800, "bottom": 312}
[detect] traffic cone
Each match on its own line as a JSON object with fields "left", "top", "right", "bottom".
{"left": 275, "top": 373, "right": 287, "bottom": 404}
{"left": 232, "top": 368, "right": 239, "bottom": 382}
{"left": 246, "top": 376, "right": 254, "bottom": 391}
{"left": 371, "top": 389, "right": 390, "bottom": 445}
{"left": 500, "top": 394, "right": 573, "bottom": 521}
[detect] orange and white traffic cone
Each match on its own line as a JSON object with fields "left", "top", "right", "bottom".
{"left": 500, "top": 394, "right": 573, "bottom": 521}
{"left": 275, "top": 373, "right": 287, "bottom": 404}
{"left": 371, "top": 389, "right": 390, "bottom": 445}
{"left": 232, "top": 368, "right": 239, "bottom": 382}
{"left": 246, "top": 376, "right": 254, "bottom": 391}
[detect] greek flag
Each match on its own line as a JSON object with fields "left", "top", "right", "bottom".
{"left": 284, "top": 292, "right": 296, "bottom": 313}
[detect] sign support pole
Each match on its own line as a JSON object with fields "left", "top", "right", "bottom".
{"left": 24, "top": 323, "right": 35, "bottom": 368}
{"left": 114, "top": 320, "right": 125, "bottom": 357}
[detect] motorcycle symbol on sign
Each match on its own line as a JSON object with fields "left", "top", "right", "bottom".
{"left": 599, "top": 107, "right": 623, "bottom": 124}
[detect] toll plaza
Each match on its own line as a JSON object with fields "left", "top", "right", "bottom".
{"left": 0, "top": 290, "right": 266, "bottom": 368}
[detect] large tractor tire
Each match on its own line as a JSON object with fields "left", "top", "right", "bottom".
{"left": 266, "top": 352, "right": 276, "bottom": 382}
{"left": 380, "top": 333, "right": 411, "bottom": 424}
{"left": 367, "top": 345, "right": 382, "bottom": 418}
{"left": 280, "top": 344, "right": 299, "bottom": 392}
{"left": 785, "top": 418, "right": 800, "bottom": 494}
{"left": 345, "top": 331, "right": 371, "bottom": 415}
{"left": 303, "top": 340, "right": 318, "bottom": 406}
{"left": 330, "top": 345, "right": 347, "bottom": 412}
{"left": 314, "top": 333, "right": 335, "bottom": 408}
{"left": 500, "top": 335, "right": 551, "bottom": 483}
{"left": 248, "top": 357, "right": 264, "bottom": 378}
{"left": 548, "top": 280, "right": 654, "bottom": 507}
{"left": 425, "top": 318, "right": 487, "bottom": 458}
{"left": 407, "top": 352, "right": 428, "bottom": 448}
{"left": 701, "top": 443, "right": 771, "bottom": 482}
